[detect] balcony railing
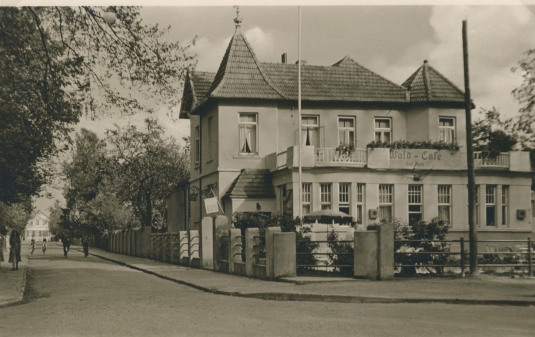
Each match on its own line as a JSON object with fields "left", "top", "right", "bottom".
{"left": 315, "top": 148, "right": 367, "bottom": 165}
{"left": 473, "top": 152, "right": 510, "bottom": 168}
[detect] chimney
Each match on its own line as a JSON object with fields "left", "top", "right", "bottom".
{"left": 281, "top": 53, "right": 287, "bottom": 64}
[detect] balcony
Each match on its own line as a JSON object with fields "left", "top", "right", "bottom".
{"left": 315, "top": 148, "right": 367, "bottom": 166}
{"left": 265, "top": 146, "right": 530, "bottom": 172}
{"left": 473, "top": 152, "right": 509, "bottom": 168}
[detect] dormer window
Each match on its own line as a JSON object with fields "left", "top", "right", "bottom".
{"left": 439, "top": 117, "right": 455, "bottom": 143}
{"left": 239, "top": 113, "right": 257, "bottom": 154}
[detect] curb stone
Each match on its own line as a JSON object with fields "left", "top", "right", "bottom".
{"left": 89, "top": 252, "right": 535, "bottom": 307}
{"left": 0, "top": 253, "right": 29, "bottom": 308}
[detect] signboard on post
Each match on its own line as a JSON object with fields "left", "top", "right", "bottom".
{"left": 204, "top": 197, "right": 219, "bottom": 215}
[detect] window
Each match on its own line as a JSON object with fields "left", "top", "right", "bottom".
{"left": 195, "top": 126, "right": 200, "bottom": 165}
{"left": 207, "top": 116, "right": 213, "bottom": 160}
{"left": 439, "top": 117, "right": 455, "bottom": 143}
{"left": 338, "top": 117, "right": 355, "bottom": 145}
{"left": 438, "top": 185, "right": 451, "bottom": 225}
{"left": 302, "top": 115, "right": 319, "bottom": 147}
{"left": 320, "top": 184, "right": 332, "bottom": 210}
{"left": 378, "top": 184, "right": 393, "bottom": 221}
{"left": 485, "top": 185, "right": 496, "bottom": 226}
{"left": 339, "top": 184, "right": 350, "bottom": 215}
{"left": 374, "top": 118, "right": 391, "bottom": 143}
{"left": 302, "top": 183, "right": 312, "bottom": 215}
{"left": 408, "top": 185, "right": 423, "bottom": 224}
{"left": 239, "top": 113, "right": 257, "bottom": 154}
{"left": 501, "top": 186, "right": 508, "bottom": 226}
{"left": 356, "top": 184, "right": 365, "bottom": 224}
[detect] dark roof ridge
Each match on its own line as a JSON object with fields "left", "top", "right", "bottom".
{"left": 423, "top": 60, "right": 431, "bottom": 100}
{"left": 332, "top": 55, "right": 356, "bottom": 66}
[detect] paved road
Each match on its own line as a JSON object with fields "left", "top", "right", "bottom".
{"left": 1, "top": 244, "right": 534, "bottom": 337}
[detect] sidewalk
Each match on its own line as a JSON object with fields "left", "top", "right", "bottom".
{"left": 87, "top": 247, "right": 535, "bottom": 306}
{"left": 0, "top": 243, "right": 28, "bottom": 308}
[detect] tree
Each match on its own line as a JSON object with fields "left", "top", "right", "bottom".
{"left": 62, "top": 129, "right": 134, "bottom": 235}
{"left": 47, "top": 199, "right": 64, "bottom": 237}
{"left": 0, "top": 7, "right": 196, "bottom": 204}
{"left": 512, "top": 49, "right": 535, "bottom": 168}
{"left": 472, "top": 107, "right": 518, "bottom": 158}
{"left": 106, "top": 118, "right": 190, "bottom": 229}
{"left": 63, "top": 129, "right": 108, "bottom": 209}
{"left": 0, "top": 201, "right": 33, "bottom": 235}
{"left": 512, "top": 48, "right": 535, "bottom": 135}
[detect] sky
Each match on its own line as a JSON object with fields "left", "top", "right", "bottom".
{"left": 12, "top": 1, "right": 535, "bottom": 214}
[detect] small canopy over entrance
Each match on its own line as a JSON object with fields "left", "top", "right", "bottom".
{"left": 303, "top": 209, "right": 352, "bottom": 225}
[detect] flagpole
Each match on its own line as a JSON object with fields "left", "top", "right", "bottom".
{"left": 298, "top": 6, "right": 303, "bottom": 220}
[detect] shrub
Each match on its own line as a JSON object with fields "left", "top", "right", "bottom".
{"left": 369, "top": 217, "right": 454, "bottom": 275}
{"left": 366, "top": 139, "right": 460, "bottom": 154}
{"left": 232, "top": 212, "right": 318, "bottom": 267}
{"left": 326, "top": 230, "right": 354, "bottom": 276}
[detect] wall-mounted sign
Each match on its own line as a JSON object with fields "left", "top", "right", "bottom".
{"left": 389, "top": 149, "right": 465, "bottom": 170}
{"left": 204, "top": 197, "right": 219, "bottom": 214}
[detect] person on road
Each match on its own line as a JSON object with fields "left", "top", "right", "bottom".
{"left": 42, "top": 238, "right": 47, "bottom": 254}
{"left": 30, "top": 238, "right": 36, "bottom": 255}
{"left": 62, "top": 237, "right": 70, "bottom": 258}
{"left": 0, "top": 230, "right": 6, "bottom": 270}
{"left": 9, "top": 230, "right": 21, "bottom": 271}
{"left": 81, "top": 235, "right": 89, "bottom": 258}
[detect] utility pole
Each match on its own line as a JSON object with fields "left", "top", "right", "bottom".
{"left": 298, "top": 6, "right": 302, "bottom": 220}
{"left": 463, "top": 20, "right": 478, "bottom": 275}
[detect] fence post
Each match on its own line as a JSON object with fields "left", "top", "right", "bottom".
{"left": 460, "top": 237, "right": 465, "bottom": 278}
{"left": 228, "top": 229, "right": 241, "bottom": 274}
{"left": 265, "top": 227, "right": 282, "bottom": 279}
{"left": 528, "top": 237, "right": 532, "bottom": 278}
{"left": 245, "top": 228, "right": 259, "bottom": 277}
{"left": 213, "top": 215, "right": 230, "bottom": 272}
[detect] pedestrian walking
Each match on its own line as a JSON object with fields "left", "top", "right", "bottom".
{"left": 9, "top": 230, "right": 21, "bottom": 271}
{"left": 0, "top": 230, "right": 6, "bottom": 270}
{"left": 62, "top": 237, "right": 70, "bottom": 258}
{"left": 30, "top": 238, "right": 36, "bottom": 255}
{"left": 42, "top": 238, "right": 47, "bottom": 254}
{"left": 81, "top": 235, "right": 89, "bottom": 258}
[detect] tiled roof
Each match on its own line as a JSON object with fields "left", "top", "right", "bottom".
{"left": 183, "top": 27, "right": 467, "bottom": 113}
{"left": 179, "top": 71, "right": 215, "bottom": 119}
{"left": 205, "top": 29, "right": 285, "bottom": 100}
{"left": 262, "top": 56, "right": 407, "bottom": 102}
{"left": 402, "top": 60, "right": 465, "bottom": 103}
{"left": 192, "top": 71, "right": 216, "bottom": 99}
{"left": 224, "top": 169, "right": 276, "bottom": 199}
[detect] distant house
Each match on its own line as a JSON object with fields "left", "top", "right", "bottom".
{"left": 167, "top": 14, "right": 533, "bottom": 242}
{"left": 25, "top": 212, "right": 50, "bottom": 241}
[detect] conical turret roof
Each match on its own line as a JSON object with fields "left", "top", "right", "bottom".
{"left": 402, "top": 60, "right": 465, "bottom": 103}
{"left": 204, "top": 27, "right": 285, "bottom": 100}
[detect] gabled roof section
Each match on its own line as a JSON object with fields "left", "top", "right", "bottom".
{"left": 402, "top": 60, "right": 465, "bottom": 103}
{"left": 205, "top": 29, "right": 286, "bottom": 100}
{"left": 224, "top": 169, "right": 276, "bottom": 199}
{"left": 179, "top": 71, "right": 216, "bottom": 119}
{"left": 262, "top": 56, "right": 407, "bottom": 102}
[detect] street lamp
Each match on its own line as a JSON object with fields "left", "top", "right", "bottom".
{"left": 103, "top": 10, "right": 116, "bottom": 25}
{"left": 189, "top": 186, "right": 199, "bottom": 201}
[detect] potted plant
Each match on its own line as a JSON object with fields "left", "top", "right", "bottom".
{"left": 336, "top": 143, "right": 355, "bottom": 156}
